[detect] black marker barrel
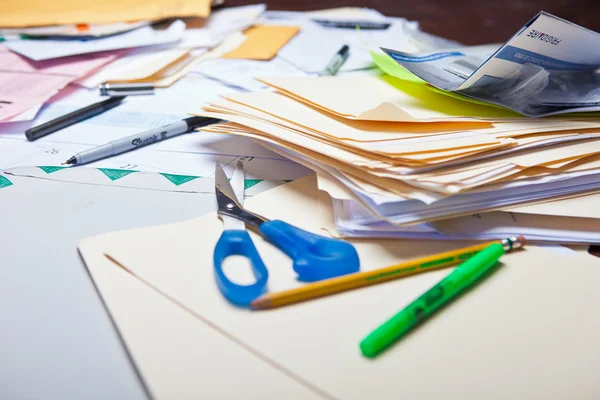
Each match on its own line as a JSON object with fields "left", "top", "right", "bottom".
{"left": 25, "top": 96, "right": 125, "bottom": 141}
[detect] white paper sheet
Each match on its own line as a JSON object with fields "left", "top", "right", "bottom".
{"left": 6, "top": 20, "right": 186, "bottom": 61}
{"left": 264, "top": 12, "right": 419, "bottom": 73}
{"left": 272, "top": 19, "right": 355, "bottom": 73}
{"left": 190, "top": 56, "right": 309, "bottom": 91}
{"left": 178, "top": 4, "right": 267, "bottom": 49}
{"left": 7, "top": 103, "right": 44, "bottom": 122}
{"left": 333, "top": 198, "right": 600, "bottom": 243}
{"left": 0, "top": 76, "right": 308, "bottom": 184}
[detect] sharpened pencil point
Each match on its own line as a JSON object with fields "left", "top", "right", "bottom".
{"left": 249, "top": 296, "right": 271, "bottom": 310}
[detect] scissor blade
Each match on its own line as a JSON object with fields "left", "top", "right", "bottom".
{"left": 231, "top": 160, "right": 245, "bottom": 206}
{"left": 214, "top": 162, "right": 266, "bottom": 229}
{"left": 215, "top": 162, "right": 240, "bottom": 206}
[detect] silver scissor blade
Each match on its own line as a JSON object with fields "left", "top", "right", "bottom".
{"left": 214, "top": 162, "right": 266, "bottom": 229}
{"left": 215, "top": 162, "right": 241, "bottom": 206}
{"left": 230, "top": 160, "right": 245, "bottom": 206}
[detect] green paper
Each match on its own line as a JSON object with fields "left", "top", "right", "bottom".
{"left": 370, "top": 51, "right": 510, "bottom": 110}
{"left": 370, "top": 52, "right": 426, "bottom": 84}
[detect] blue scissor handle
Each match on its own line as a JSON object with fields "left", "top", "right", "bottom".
{"left": 259, "top": 220, "right": 360, "bottom": 282}
{"left": 213, "top": 230, "right": 269, "bottom": 306}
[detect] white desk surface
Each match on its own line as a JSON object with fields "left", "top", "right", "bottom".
{"left": 0, "top": 173, "right": 212, "bottom": 400}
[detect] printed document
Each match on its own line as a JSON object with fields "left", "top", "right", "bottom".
{"left": 383, "top": 12, "right": 600, "bottom": 116}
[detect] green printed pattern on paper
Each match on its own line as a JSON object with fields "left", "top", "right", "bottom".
{"left": 159, "top": 173, "right": 200, "bottom": 186}
{"left": 0, "top": 175, "right": 13, "bottom": 188}
{"left": 38, "top": 166, "right": 68, "bottom": 174}
{"left": 98, "top": 168, "right": 139, "bottom": 181}
{"left": 244, "top": 179, "right": 263, "bottom": 190}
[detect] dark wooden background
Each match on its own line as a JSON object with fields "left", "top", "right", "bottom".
{"left": 224, "top": 0, "right": 600, "bottom": 45}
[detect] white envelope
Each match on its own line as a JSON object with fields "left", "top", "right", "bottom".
{"left": 79, "top": 175, "right": 600, "bottom": 399}
{"left": 6, "top": 21, "right": 186, "bottom": 61}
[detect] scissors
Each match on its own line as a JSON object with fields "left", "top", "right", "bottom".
{"left": 213, "top": 161, "right": 360, "bottom": 306}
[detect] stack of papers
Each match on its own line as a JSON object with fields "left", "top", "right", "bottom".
{"left": 0, "top": 4, "right": 269, "bottom": 123}
{"left": 5, "top": 4, "right": 600, "bottom": 244}
{"left": 195, "top": 61, "right": 600, "bottom": 242}
{"left": 0, "top": 3, "right": 429, "bottom": 125}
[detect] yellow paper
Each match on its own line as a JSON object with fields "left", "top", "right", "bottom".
{"left": 0, "top": 0, "right": 210, "bottom": 28}
{"left": 79, "top": 176, "right": 600, "bottom": 400}
{"left": 222, "top": 25, "right": 300, "bottom": 61}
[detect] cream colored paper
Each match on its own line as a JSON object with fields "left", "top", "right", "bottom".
{"left": 221, "top": 91, "right": 493, "bottom": 141}
{"left": 257, "top": 75, "right": 524, "bottom": 122}
{"left": 507, "top": 191, "right": 600, "bottom": 218}
{"left": 79, "top": 176, "right": 600, "bottom": 400}
{"left": 200, "top": 121, "right": 437, "bottom": 200}
{"left": 434, "top": 210, "right": 600, "bottom": 240}
{"left": 104, "top": 49, "right": 191, "bottom": 83}
{"left": 201, "top": 96, "right": 600, "bottom": 172}
{"left": 78, "top": 235, "right": 323, "bottom": 400}
{"left": 202, "top": 104, "right": 514, "bottom": 161}
{"left": 201, "top": 114, "right": 600, "bottom": 198}
{"left": 222, "top": 91, "right": 600, "bottom": 143}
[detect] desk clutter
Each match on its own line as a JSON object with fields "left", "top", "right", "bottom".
{"left": 3, "top": 2, "right": 600, "bottom": 399}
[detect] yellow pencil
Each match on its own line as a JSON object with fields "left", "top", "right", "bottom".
{"left": 251, "top": 236, "right": 525, "bottom": 310}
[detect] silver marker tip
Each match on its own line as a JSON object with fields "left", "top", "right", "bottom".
{"left": 501, "top": 235, "right": 526, "bottom": 252}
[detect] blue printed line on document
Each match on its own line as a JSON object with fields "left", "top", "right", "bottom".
{"left": 382, "top": 49, "right": 465, "bottom": 63}
{"left": 495, "top": 45, "right": 597, "bottom": 70}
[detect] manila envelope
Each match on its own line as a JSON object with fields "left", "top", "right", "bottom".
{"left": 79, "top": 175, "right": 600, "bottom": 399}
{"left": 222, "top": 25, "right": 300, "bottom": 61}
{"left": 0, "top": 0, "right": 210, "bottom": 28}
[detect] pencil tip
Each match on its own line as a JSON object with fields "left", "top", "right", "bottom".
{"left": 249, "top": 297, "right": 270, "bottom": 310}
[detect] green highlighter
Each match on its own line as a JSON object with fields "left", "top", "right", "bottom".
{"left": 360, "top": 238, "right": 525, "bottom": 358}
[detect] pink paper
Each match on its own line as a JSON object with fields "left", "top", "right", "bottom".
{"left": 0, "top": 46, "right": 122, "bottom": 121}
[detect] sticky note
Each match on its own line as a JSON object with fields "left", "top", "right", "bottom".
{"left": 222, "top": 25, "right": 300, "bottom": 61}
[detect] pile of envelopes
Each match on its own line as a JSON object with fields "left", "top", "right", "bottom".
{"left": 0, "top": 3, "right": 279, "bottom": 123}
{"left": 197, "top": 73, "right": 600, "bottom": 242}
